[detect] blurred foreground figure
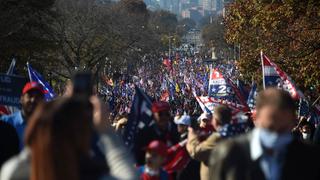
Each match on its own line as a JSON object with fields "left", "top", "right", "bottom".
{"left": 138, "top": 140, "right": 169, "bottom": 180}
{"left": 0, "top": 82, "right": 45, "bottom": 149}
{"left": 0, "top": 121, "right": 19, "bottom": 167}
{"left": 1, "top": 97, "right": 137, "bottom": 180}
{"left": 187, "top": 105, "right": 232, "bottom": 180}
{"left": 134, "top": 101, "right": 179, "bottom": 165}
{"left": 209, "top": 88, "right": 320, "bottom": 180}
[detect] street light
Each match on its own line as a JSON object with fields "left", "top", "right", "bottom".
{"left": 168, "top": 35, "right": 175, "bottom": 58}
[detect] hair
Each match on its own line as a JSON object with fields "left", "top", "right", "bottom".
{"left": 25, "top": 97, "right": 94, "bottom": 180}
{"left": 256, "top": 88, "right": 296, "bottom": 115}
{"left": 214, "top": 105, "right": 232, "bottom": 125}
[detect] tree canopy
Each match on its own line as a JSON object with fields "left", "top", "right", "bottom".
{"left": 224, "top": 0, "right": 320, "bottom": 95}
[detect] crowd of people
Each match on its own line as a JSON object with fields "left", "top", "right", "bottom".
{"left": 1, "top": 53, "right": 320, "bottom": 180}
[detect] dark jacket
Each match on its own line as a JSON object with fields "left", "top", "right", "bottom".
{"left": 134, "top": 121, "right": 180, "bottom": 165}
{"left": 208, "top": 131, "right": 320, "bottom": 180}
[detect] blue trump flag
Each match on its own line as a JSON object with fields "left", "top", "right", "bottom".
{"left": 237, "top": 79, "right": 249, "bottom": 101}
{"left": 247, "top": 82, "right": 258, "bottom": 111}
{"left": 123, "top": 87, "right": 153, "bottom": 149}
{"left": 27, "top": 63, "right": 56, "bottom": 100}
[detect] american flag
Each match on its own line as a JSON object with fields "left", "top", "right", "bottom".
{"left": 261, "top": 52, "right": 304, "bottom": 100}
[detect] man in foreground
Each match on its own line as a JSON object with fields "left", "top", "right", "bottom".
{"left": 209, "top": 88, "right": 320, "bottom": 180}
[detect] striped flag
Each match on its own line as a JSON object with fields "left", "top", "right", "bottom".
{"left": 261, "top": 51, "right": 304, "bottom": 100}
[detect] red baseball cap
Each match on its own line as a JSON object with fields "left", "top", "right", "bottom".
{"left": 152, "top": 101, "right": 170, "bottom": 113}
{"left": 146, "top": 140, "right": 167, "bottom": 157}
{"left": 22, "top": 82, "right": 45, "bottom": 95}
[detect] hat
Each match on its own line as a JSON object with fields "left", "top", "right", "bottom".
{"left": 146, "top": 140, "right": 167, "bottom": 157}
{"left": 152, "top": 101, "right": 170, "bottom": 113}
{"left": 197, "top": 113, "right": 212, "bottom": 122}
{"left": 22, "top": 82, "right": 45, "bottom": 95}
{"left": 174, "top": 114, "right": 191, "bottom": 126}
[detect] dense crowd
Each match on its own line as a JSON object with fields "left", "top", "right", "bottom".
{"left": 1, "top": 53, "right": 320, "bottom": 180}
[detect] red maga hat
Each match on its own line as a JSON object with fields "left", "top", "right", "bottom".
{"left": 22, "top": 82, "right": 45, "bottom": 95}
{"left": 146, "top": 140, "right": 167, "bottom": 157}
{"left": 152, "top": 101, "right": 170, "bottom": 113}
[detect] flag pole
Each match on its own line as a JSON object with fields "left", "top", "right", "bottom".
{"left": 311, "top": 95, "right": 320, "bottom": 107}
{"left": 260, "top": 50, "right": 265, "bottom": 89}
{"left": 26, "top": 62, "right": 32, "bottom": 82}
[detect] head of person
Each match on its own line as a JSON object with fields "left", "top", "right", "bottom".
{"left": 255, "top": 88, "right": 296, "bottom": 134}
{"left": 174, "top": 114, "right": 191, "bottom": 134}
{"left": 212, "top": 105, "right": 232, "bottom": 130}
{"left": 25, "top": 97, "right": 93, "bottom": 180}
{"left": 21, "top": 82, "right": 45, "bottom": 120}
{"left": 198, "top": 113, "right": 212, "bottom": 128}
{"left": 145, "top": 140, "right": 167, "bottom": 170}
{"left": 152, "top": 101, "right": 171, "bottom": 130}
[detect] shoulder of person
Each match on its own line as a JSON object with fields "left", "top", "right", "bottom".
{"left": 210, "top": 132, "right": 251, "bottom": 165}
{"left": 0, "top": 148, "right": 30, "bottom": 180}
{"left": 0, "top": 111, "right": 22, "bottom": 123}
{"left": 207, "top": 132, "right": 222, "bottom": 141}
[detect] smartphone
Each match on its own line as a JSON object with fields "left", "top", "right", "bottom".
{"left": 72, "top": 72, "right": 93, "bottom": 97}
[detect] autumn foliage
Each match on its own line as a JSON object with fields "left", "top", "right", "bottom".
{"left": 224, "top": 0, "right": 320, "bottom": 96}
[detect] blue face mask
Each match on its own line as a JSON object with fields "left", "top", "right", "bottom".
{"left": 259, "top": 128, "right": 292, "bottom": 151}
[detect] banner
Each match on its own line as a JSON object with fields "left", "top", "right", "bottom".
{"left": 194, "top": 95, "right": 248, "bottom": 123}
{"left": 0, "top": 74, "right": 27, "bottom": 107}
{"left": 208, "top": 69, "right": 228, "bottom": 97}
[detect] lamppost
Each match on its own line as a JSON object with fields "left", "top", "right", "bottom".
{"left": 168, "top": 35, "right": 175, "bottom": 58}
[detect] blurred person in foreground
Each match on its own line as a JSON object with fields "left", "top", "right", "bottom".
{"left": 134, "top": 101, "right": 180, "bottom": 165}
{"left": 186, "top": 105, "right": 233, "bottom": 180}
{"left": 208, "top": 88, "right": 320, "bottom": 180}
{"left": 138, "top": 140, "right": 169, "bottom": 180}
{"left": 197, "top": 113, "right": 214, "bottom": 140}
{"left": 0, "top": 97, "right": 137, "bottom": 180}
{"left": 164, "top": 114, "right": 200, "bottom": 180}
{"left": 0, "top": 121, "right": 19, "bottom": 167}
{"left": 0, "top": 82, "right": 45, "bottom": 149}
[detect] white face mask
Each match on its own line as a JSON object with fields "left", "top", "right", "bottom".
{"left": 259, "top": 128, "right": 292, "bottom": 150}
{"left": 302, "top": 133, "right": 311, "bottom": 140}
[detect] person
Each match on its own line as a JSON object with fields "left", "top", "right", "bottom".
{"left": 0, "top": 121, "right": 19, "bottom": 167}
{"left": 174, "top": 113, "right": 191, "bottom": 140}
{"left": 208, "top": 88, "right": 320, "bottom": 180}
{"left": 165, "top": 114, "right": 201, "bottom": 180}
{"left": 197, "top": 113, "right": 214, "bottom": 142}
{"left": 134, "top": 101, "right": 180, "bottom": 165}
{"left": 0, "top": 96, "right": 138, "bottom": 180}
{"left": 198, "top": 113, "right": 212, "bottom": 129}
{"left": 186, "top": 105, "right": 232, "bottom": 180}
{"left": 0, "top": 82, "right": 45, "bottom": 149}
{"left": 299, "top": 120, "right": 315, "bottom": 143}
{"left": 138, "top": 140, "right": 169, "bottom": 180}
